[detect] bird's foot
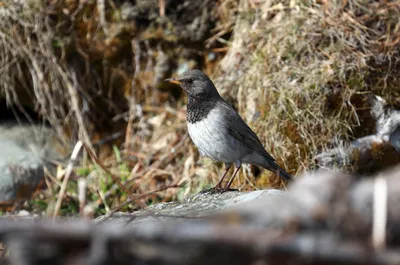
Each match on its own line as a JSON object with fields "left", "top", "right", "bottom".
{"left": 222, "top": 188, "right": 239, "bottom": 193}
{"left": 199, "top": 186, "right": 224, "bottom": 194}
{"left": 199, "top": 186, "right": 238, "bottom": 194}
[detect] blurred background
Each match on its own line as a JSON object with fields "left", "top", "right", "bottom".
{"left": 0, "top": 0, "right": 399, "bottom": 217}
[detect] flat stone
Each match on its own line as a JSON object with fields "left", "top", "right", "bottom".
{"left": 97, "top": 189, "right": 285, "bottom": 225}
{"left": 0, "top": 123, "right": 62, "bottom": 202}
{"left": 0, "top": 137, "right": 43, "bottom": 202}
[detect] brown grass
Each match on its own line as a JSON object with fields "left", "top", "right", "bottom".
{"left": 213, "top": 0, "right": 400, "bottom": 186}
{"left": 1, "top": 0, "right": 400, "bottom": 216}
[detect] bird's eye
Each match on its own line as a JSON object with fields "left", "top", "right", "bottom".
{"left": 186, "top": 78, "right": 193, "bottom": 84}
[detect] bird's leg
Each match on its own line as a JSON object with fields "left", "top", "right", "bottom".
{"left": 200, "top": 163, "right": 231, "bottom": 194}
{"left": 224, "top": 160, "right": 241, "bottom": 191}
{"left": 214, "top": 163, "right": 232, "bottom": 189}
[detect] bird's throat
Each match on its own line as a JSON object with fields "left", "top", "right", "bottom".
{"left": 186, "top": 94, "right": 219, "bottom": 124}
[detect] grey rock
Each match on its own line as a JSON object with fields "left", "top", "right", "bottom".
{"left": 0, "top": 123, "right": 63, "bottom": 202}
{"left": 390, "top": 125, "right": 400, "bottom": 152}
{"left": 0, "top": 165, "right": 15, "bottom": 201}
{"left": 315, "top": 96, "right": 400, "bottom": 173}
{"left": 0, "top": 138, "right": 43, "bottom": 201}
{"left": 3, "top": 168, "right": 400, "bottom": 264}
{"left": 97, "top": 189, "right": 285, "bottom": 225}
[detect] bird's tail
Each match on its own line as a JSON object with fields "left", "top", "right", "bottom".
{"left": 248, "top": 152, "right": 293, "bottom": 181}
{"left": 274, "top": 165, "right": 292, "bottom": 181}
{"left": 263, "top": 160, "right": 293, "bottom": 181}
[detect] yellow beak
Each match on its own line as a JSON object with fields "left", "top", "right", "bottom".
{"left": 164, "top": 78, "right": 182, "bottom": 85}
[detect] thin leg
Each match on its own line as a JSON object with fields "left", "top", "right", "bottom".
{"left": 214, "top": 163, "right": 232, "bottom": 189}
{"left": 200, "top": 164, "right": 232, "bottom": 194}
{"left": 224, "top": 165, "right": 241, "bottom": 190}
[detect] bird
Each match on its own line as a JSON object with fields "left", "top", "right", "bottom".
{"left": 165, "top": 69, "right": 292, "bottom": 192}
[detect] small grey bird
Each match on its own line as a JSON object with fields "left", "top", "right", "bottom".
{"left": 165, "top": 69, "right": 292, "bottom": 191}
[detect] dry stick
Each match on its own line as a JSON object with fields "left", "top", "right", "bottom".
{"left": 123, "top": 134, "right": 188, "bottom": 190}
{"left": 97, "top": 0, "right": 108, "bottom": 34}
{"left": 56, "top": 65, "right": 94, "bottom": 153}
{"left": 92, "top": 163, "right": 144, "bottom": 210}
{"left": 83, "top": 142, "right": 150, "bottom": 210}
{"left": 243, "top": 167, "right": 259, "bottom": 190}
{"left": 102, "top": 170, "right": 143, "bottom": 201}
{"left": 124, "top": 98, "right": 135, "bottom": 157}
{"left": 145, "top": 134, "right": 189, "bottom": 171}
{"left": 78, "top": 178, "right": 87, "bottom": 217}
{"left": 44, "top": 167, "right": 62, "bottom": 188}
{"left": 81, "top": 143, "right": 132, "bottom": 197}
{"left": 105, "top": 183, "right": 185, "bottom": 219}
{"left": 97, "top": 189, "right": 110, "bottom": 213}
{"left": 129, "top": 163, "right": 141, "bottom": 180}
{"left": 94, "top": 134, "right": 188, "bottom": 211}
{"left": 43, "top": 167, "right": 56, "bottom": 192}
{"left": 53, "top": 141, "right": 83, "bottom": 220}
{"left": 372, "top": 175, "right": 388, "bottom": 250}
{"left": 159, "top": 0, "right": 165, "bottom": 17}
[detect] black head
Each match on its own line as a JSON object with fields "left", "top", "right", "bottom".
{"left": 165, "top": 69, "right": 220, "bottom": 98}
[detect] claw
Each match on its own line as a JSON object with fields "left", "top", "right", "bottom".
{"left": 199, "top": 186, "right": 238, "bottom": 194}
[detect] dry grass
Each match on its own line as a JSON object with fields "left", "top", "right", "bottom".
{"left": 213, "top": 0, "right": 400, "bottom": 185}
{"left": 1, "top": 0, "right": 400, "bottom": 216}
{"left": 2, "top": 2, "right": 69, "bottom": 140}
{"left": 0, "top": 0, "right": 220, "bottom": 216}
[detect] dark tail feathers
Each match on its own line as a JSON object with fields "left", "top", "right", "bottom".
{"left": 263, "top": 161, "right": 292, "bottom": 181}
{"left": 255, "top": 153, "right": 293, "bottom": 181}
{"left": 275, "top": 167, "right": 292, "bottom": 181}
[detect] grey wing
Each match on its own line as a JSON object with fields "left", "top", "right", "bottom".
{"left": 219, "top": 101, "right": 276, "bottom": 162}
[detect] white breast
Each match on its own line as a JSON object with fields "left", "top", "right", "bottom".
{"left": 187, "top": 108, "right": 242, "bottom": 163}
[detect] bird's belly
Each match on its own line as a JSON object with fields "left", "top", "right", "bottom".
{"left": 187, "top": 110, "right": 242, "bottom": 163}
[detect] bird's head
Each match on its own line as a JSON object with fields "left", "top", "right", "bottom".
{"left": 165, "top": 69, "right": 219, "bottom": 97}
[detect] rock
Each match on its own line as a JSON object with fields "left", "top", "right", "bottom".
{"left": 315, "top": 96, "right": 400, "bottom": 174}
{"left": 0, "top": 138, "right": 44, "bottom": 202}
{"left": 0, "top": 138, "right": 43, "bottom": 201}
{"left": 390, "top": 125, "right": 400, "bottom": 153}
{"left": 99, "top": 166, "right": 400, "bottom": 239}
{"left": 97, "top": 189, "right": 284, "bottom": 224}
{"left": 0, "top": 165, "right": 14, "bottom": 202}
{"left": 0, "top": 123, "right": 63, "bottom": 202}
{"left": 2, "top": 168, "right": 400, "bottom": 265}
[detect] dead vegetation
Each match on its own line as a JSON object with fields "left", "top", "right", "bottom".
{"left": 215, "top": 0, "right": 400, "bottom": 184}
{"left": 0, "top": 0, "right": 400, "bottom": 216}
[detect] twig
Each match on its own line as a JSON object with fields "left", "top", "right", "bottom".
{"left": 78, "top": 178, "right": 87, "bottom": 217}
{"left": 159, "top": 0, "right": 165, "bottom": 17}
{"left": 372, "top": 175, "right": 387, "bottom": 250}
{"left": 56, "top": 65, "right": 95, "bottom": 154}
{"left": 97, "top": 0, "right": 108, "bottom": 34}
{"left": 97, "top": 189, "right": 110, "bottom": 213}
{"left": 144, "top": 133, "right": 188, "bottom": 171}
{"left": 124, "top": 97, "right": 136, "bottom": 157}
{"left": 53, "top": 141, "right": 83, "bottom": 220}
{"left": 81, "top": 142, "right": 132, "bottom": 197}
{"left": 104, "top": 182, "right": 185, "bottom": 219}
